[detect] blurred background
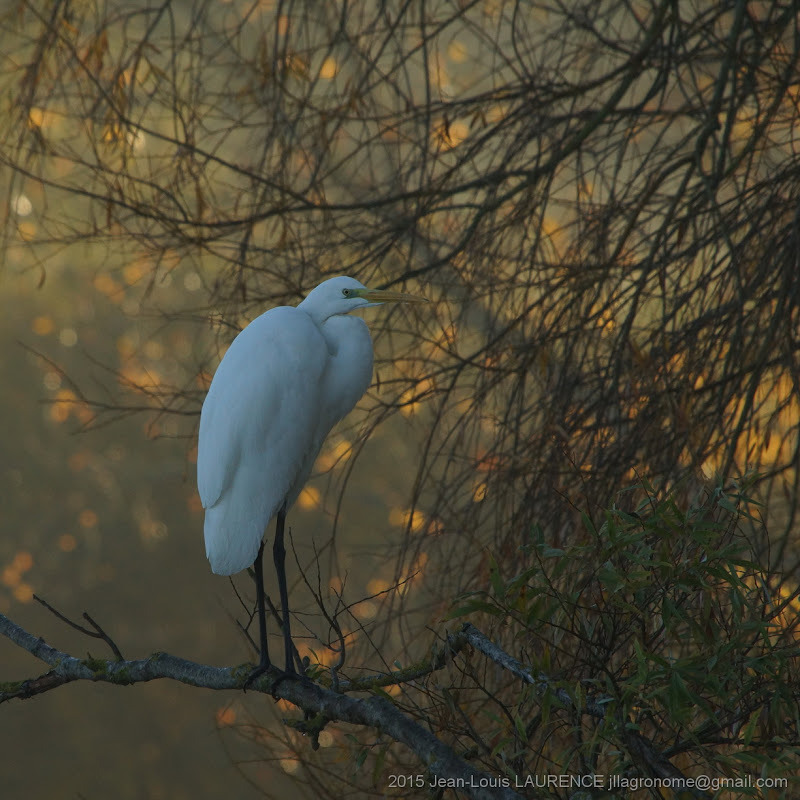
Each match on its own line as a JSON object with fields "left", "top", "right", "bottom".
{"left": 1, "top": 0, "right": 799, "bottom": 798}
{"left": 1, "top": 264, "right": 422, "bottom": 798}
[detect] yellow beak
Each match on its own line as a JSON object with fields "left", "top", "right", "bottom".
{"left": 361, "top": 288, "right": 428, "bottom": 304}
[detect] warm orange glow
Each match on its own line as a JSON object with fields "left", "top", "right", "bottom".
{"left": 399, "top": 377, "right": 434, "bottom": 417}
{"left": 28, "top": 107, "right": 45, "bottom": 127}
{"left": 319, "top": 57, "right": 338, "bottom": 79}
{"left": 32, "top": 316, "right": 54, "bottom": 335}
{"left": 279, "top": 758, "right": 300, "bottom": 774}
{"left": 75, "top": 404, "right": 95, "bottom": 426}
{"left": 2, "top": 567, "right": 21, "bottom": 588}
{"left": 13, "top": 583, "right": 34, "bottom": 603}
{"left": 59, "top": 534, "right": 77, "bottom": 552}
{"left": 433, "top": 118, "right": 469, "bottom": 149}
{"left": 12, "top": 552, "right": 33, "bottom": 573}
{"left": 403, "top": 508, "right": 426, "bottom": 533}
{"left": 541, "top": 216, "right": 568, "bottom": 253}
{"left": 68, "top": 451, "right": 90, "bottom": 472}
{"left": 118, "top": 364, "right": 162, "bottom": 394}
{"left": 352, "top": 600, "right": 377, "bottom": 619}
{"left": 316, "top": 438, "right": 352, "bottom": 470}
{"left": 436, "top": 324, "right": 457, "bottom": 349}
{"left": 476, "top": 451, "right": 504, "bottom": 473}
{"left": 426, "top": 518, "right": 445, "bottom": 536}
{"left": 367, "top": 578, "right": 390, "bottom": 595}
{"left": 18, "top": 222, "right": 36, "bottom": 241}
{"left": 215, "top": 707, "right": 237, "bottom": 727}
{"left": 393, "top": 507, "right": 432, "bottom": 532}
{"left": 79, "top": 509, "right": 98, "bottom": 528}
{"left": 93, "top": 273, "right": 121, "bottom": 297}
{"left": 297, "top": 486, "right": 320, "bottom": 510}
{"left": 301, "top": 644, "right": 339, "bottom": 667}
{"left": 447, "top": 41, "right": 467, "bottom": 63}
{"left": 50, "top": 403, "right": 69, "bottom": 423}
{"left": 50, "top": 388, "right": 80, "bottom": 424}
{"left": 123, "top": 261, "right": 145, "bottom": 285}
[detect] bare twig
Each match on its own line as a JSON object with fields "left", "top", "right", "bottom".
{"left": 33, "top": 594, "right": 124, "bottom": 661}
{"left": 0, "top": 613, "right": 524, "bottom": 800}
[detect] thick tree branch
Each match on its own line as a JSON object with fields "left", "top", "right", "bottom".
{"left": 2, "top": 612, "right": 702, "bottom": 797}
{"left": 0, "top": 613, "right": 525, "bottom": 800}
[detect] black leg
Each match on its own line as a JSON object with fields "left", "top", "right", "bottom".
{"left": 253, "top": 539, "right": 271, "bottom": 669}
{"left": 273, "top": 503, "right": 295, "bottom": 673}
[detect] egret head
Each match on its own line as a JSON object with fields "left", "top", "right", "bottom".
{"left": 299, "top": 276, "right": 426, "bottom": 322}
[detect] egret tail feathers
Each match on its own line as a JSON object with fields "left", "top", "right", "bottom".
{"left": 204, "top": 470, "right": 278, "bottom": 575}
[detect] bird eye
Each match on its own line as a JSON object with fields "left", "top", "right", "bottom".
{"left": 342, "top": 288, "right": 350, "bottom": 297}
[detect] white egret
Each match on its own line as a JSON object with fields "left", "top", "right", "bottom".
{"left": 197, "top": 276, "right": 426, "bottom": 677}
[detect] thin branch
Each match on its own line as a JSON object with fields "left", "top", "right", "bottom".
{"left": 0, "top": 613, "right": 524, "bottom": 800}
{"left": 33, "top": 594, "right": 124, "bottom": 661}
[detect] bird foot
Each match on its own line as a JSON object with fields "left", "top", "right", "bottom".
{"left": 242, "top": 661, "right": 272, "bottom": 692}
{"left": 243, "top": 662, "right": 307, "bottom": 697}
{"left": 269, "top": 667, "right": 308, "bottom": 698}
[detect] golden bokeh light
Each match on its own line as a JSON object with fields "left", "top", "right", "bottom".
{"left": 2, "top": 567, "right": 21, "bottom": 588}
{"left": 12, "top": 552, "right": 33, "bottom": 572}
{"left": 366, "top": 578, "right": 390, "bottom": 595}
{"left": 13, "top": 583, "right": 34, "bottom": 603}
{"left": 18, "top": 222, "right": 36, "bottom": 241}
{"left": 352, "top": 600, "right": 377, "bottom": 619}
{"left": 49, "top": 388, "right": 93, "bottom": 425}
{"left": 433, "top": 118, "right": 469, "bottom": 149}
{"left": 319, "top": 57, "right": 338, "bottom": 79}
{"left": 215, "top": 707, "right": 236, "bottom": 727}
{"left": 315, "top": 438, "right": 352, "bottom": 470}
{"left": 79, "top": 509, "right": 98, "bottom": 528}
{"left": 93, "top": 273, "right": 122, "bottom": 298}
{"left": 388, "top": 507, "right": 426, "bottom": 533}
{"left": 28, "top": 107, "right": 45, "bottom": 127}
{"left": 447, "top": 41, "right": 467, "bottom": 63}
{"left": 279, "top": 758, "right": 299, "bottom": 775}
{"left": 32, "top": 316, "right": 54, "bottom": 335}
{"left": 297, "top": 486, "right": 320, "bottom": 510}
{"left": 68, "top": 451, "right": 90, "bottom": 472}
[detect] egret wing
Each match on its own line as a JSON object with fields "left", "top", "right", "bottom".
{"left": 198, "top": 307, "right": 328, "bottom": 575}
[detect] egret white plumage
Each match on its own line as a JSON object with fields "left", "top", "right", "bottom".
{"left": 197, "top": 276, "right": 426, "bottom": 677}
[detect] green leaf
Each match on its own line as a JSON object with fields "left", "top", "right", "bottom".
{"left": 741, "top": 709, "right": 760, "bottom": 746}
{"left": 513, "top": 713, "right": 527, "bottom": 742}
{"left": 446, "top": 600, "right": 504, "bottom": 619}
{"left": 489, "top": 552, "right": 504, "bottom": 598}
